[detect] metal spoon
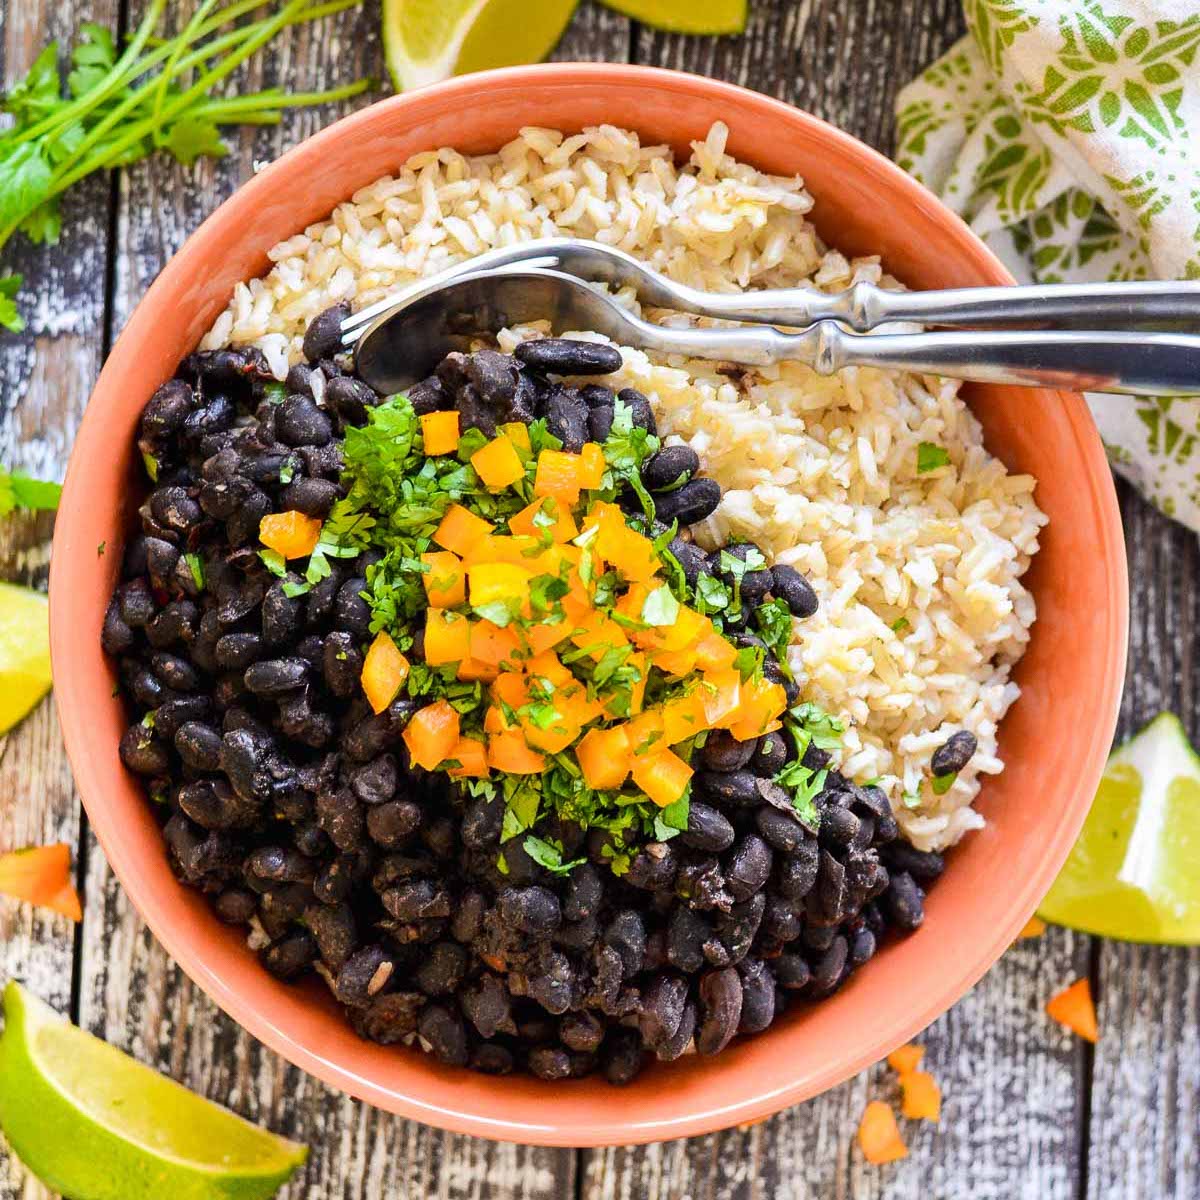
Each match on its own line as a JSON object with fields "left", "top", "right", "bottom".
{"left": 351, "top": 267, "right": 1200, "bottom": 397}
{"left": 340, "top": 236, "right": 1200, "bottom": 340}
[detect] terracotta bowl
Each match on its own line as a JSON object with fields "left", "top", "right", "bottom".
{"left": 50, "top": 64, "right": 1127, "bottom": 1146}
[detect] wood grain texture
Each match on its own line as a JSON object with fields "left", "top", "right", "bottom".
{"left": 0, "top": 2, "right": 1197, "bottom": 1199}
{"left": 1086, "top": 485, "right": 1200, "bottom": 1200}
{"left": 0, "top": 1, "right": 119, "bottom": 1197}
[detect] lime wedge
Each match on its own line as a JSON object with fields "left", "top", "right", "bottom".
{"left": 1038, "top": 713, "right": 1200, "bottom": 944}
{"left": 0, "top": 983, "right": 306, "bottom": 1200}
{"left": 596, "top": 0, "right": 747, "bottom": 34}
{"left": 0, "top": 581, "right": 51, "bottom": 734}
{"left": 383, "top": 0, "right": 578, "bottom": 92}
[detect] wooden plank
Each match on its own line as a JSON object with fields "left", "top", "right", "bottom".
{"left": 583, "top": 2, "right": 1091, "bottom": 1197}
{"left": 1086, "top": 484, "right": 1200, "bottom": 1200}
{"left": 0, "top": 1, "right": 120, "bottom": 1196}
{"left": 73, "top": 4, "right": 631, "bottom": 1198}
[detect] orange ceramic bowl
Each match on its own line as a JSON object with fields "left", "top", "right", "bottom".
{"left": 50, "top": 64, "right": 1127, "bottom": 1146}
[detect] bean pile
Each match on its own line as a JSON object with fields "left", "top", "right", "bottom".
{"left": 103, "top": 308, "right": 950, "bottom": 1082}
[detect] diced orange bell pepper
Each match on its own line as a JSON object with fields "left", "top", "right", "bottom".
{"left": 402, "top": 700, "right": 460, "bottom": 771}
{"left": 857, "top": 1101, "right": 907, "bottom": 1164}
{"left": 461, "top": 534, "right": 542, "bottom": 568}
{"left": 1046, "top": 978, "right": 1098, "bottom": 1043}
{"left": 420, "top": 410, "right": 460, "bottom": 455}
{"left": 424, "top": 609, "right": 472, "bottom": 665}
{"left": 471, "top": 435, "right": 526, "bottom": 490}
{"left": 0, "top": 844, "right": 82, "bottom": 922}
{"left": 886, "top": 1044, "right": 924, "bottom": 1075}
{"left": 578, "top": 442, "right": 606, "bottom": 490}
{"left": 660, "top": 691, "right": 707, "bottom": 745}
{"left": 633, "top": 601, "right": 709, "bottom": 653}
{"left": 259, "top": 510, "right": 322, "bottom": 559}
{"left": 434, "top": 504, "right": 494, "bottom": 556}
{"left": 728, "top": 676, "right": 789, "bottom": 741}
{"left": 525, "top": 650, "right": 574, "bottom": 689}
{"left": 500, "top": 421, "right": 532, "bottom": 452}
{"left": 624, "top": 710, "right": 666, "bottom": 756}
{"left": 534, "top": 449, "right": 582, "bottom": 506}
{"left": 523, "top": 715, "right": 582, "bottom": 755}
{"left": 569, "top": 609, "right": 630, "bottom": 662}
{"left": 420, "top": 550, "right": 466, "bottom": 608}
{"left": 589, "top": 506, "right": 657, "bottom": 582}
{"left": 456, "top": 657, "right": 499, "bottom": 682}
{"left": 524, "top": 617, "right": 572, "bottom": 656}
{"left": 470, "top": 621, "right": 521, "bottom": 669}
{"left": 487, "top": 729, "right": 545, "bottom": 774}
{"left": 698, "top": 668, "right": 743, "bottom": 728}
{"left": 467, "top": 562, "right": 532, "bottom": 610}
{"left": 491, "top": 671, "right": 530, "bottom": 711}
{"left": 446, "top": 736, "right": 490, "bottom": 779}
{"left": 508, "top": 496, "right": 579, "bottom": 543}
{"left": 631, "top": 748, "right": 694, "bottom": 807}
{"left": 695, "top": 630, "right": 738, "bottom": 671}
{"left": 650, "top": 645, "right": 700, "bottom": 678}
{"left": 483, "top": 704, "right": 511, "bottom": 734}
{"left": 575, "top": 725, "right": 632, "bottom": 789}
{"left": 361, "top": 630, "right": 410, "bottom": 714}
{"left": 898, "top": 1071, "right": 941, "bottom": 1122}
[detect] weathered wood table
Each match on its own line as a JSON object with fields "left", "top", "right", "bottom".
{"left": 2, "top": 1, "right": 1197, "bottom": 1196}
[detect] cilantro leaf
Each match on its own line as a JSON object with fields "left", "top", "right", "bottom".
{"left": 641, "top": 584, "right": 680, "bottom": 627}
{"left": 522, "top": 835, "right": 586, "bottom": 875}
{"left": 917, "top": 442, "right": 951, "bottom": 473}
{"left": 931, "top": 771, "right": 957, "bottom": 795}
{"left": 753, "top": 597, "right": 794, "bottom": 662}
{"left": 0, "top": 467, "right": 62, "bottom": 516}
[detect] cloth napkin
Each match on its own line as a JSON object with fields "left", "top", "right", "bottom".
{"left": 896, "top": 1, "right": 1200, "bottom": 531}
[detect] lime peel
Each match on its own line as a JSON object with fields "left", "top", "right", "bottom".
{"left": 0, "top": 982, "right": 306, "bottom": 1200}
{"left": 597, "top": 0, "right": 747, "bottom": 34}
{"left": 0, "top": 581, "right": 51, "bottom": 734}
{"left": 1038, "top": 713, "right": 1200, "bottom": 945}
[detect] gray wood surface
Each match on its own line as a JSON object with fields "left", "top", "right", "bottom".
{"left": 0, "top": 1, "right": 1196, "bottom": 1197}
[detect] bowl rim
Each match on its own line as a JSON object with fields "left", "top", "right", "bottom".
{"left": 50, "top": 62, "right": 1129, "bottom": 1146}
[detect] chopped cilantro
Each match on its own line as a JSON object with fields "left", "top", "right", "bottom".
{"left": 522, "top": 835, "right": 586, "bottom": 875}
{"left": 891, "top": 616, "right": 910, "bottom": 633}
{"left": 183, "top": 552, "right": 205, "bottom": 591}
{"left": 931, "top": 771, "right": 957, "bottom": 795}
{"left": 917, "top": 442, "right": 951, "bottom": 473}
{"left": 754, "top": 598, "right": 794, "bottom": 663}
{"left": 641, "top": 585, "right": 680, "bottom": 627}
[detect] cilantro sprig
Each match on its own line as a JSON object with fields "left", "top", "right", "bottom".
{"left": 0, "top": 1, "right": 371, "bottom": 333}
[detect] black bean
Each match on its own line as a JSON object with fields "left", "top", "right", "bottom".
{"left": 280, "top": 476, "right": 339, "bottom": 517}
{"left": 261, "top": 929, "right": 318, "bottom": 980}
{"left": 471, "top": 1044, "right": 514, "bottom": 1076}
{"left": 674, "top": 855, "right": 733, "bottom": 911}
{"left": 616, "top": 387, "right": 656, "bottom": 434}
{"left": 696, "top": 768, "right": 759, "bottom": 807}
{"left": 417, "top": 1004, "right": 468, "bottom": 1067}
{"left": 128, "top": 667, "right": 165, "bottom": 708}
{"left": 604, "top": 910, "right": 646, "bottom": 978}
{"left": 601, "top": 1028, "right": 644, "bottom": 1085}
{"left": 415, "top": 941, "right": 468, "bottom": 996}
{"left": 849, "top": 926, "right": 877, "bottom": 968}
{"left": 528, "top": 1047, "right": 573, "bottom": 1081}
{"left": 304, "top": 902, "right": 357, "bottom": 971}
{"left": 696, "top": 967, "right": 743, "bottom": 1056}
{"left": 182, "top": 396, "right": 235, "bottom": 442}
{"left": 774, "top": 953, "right": 811, "bottom": 990}
{"left": 726, "top": 835, "right": 773, "bottom": 902}
{"left": 150, "top": 651, "right": 197, "bottom": 692}
{"left": 244, "top": 657, "right": 308, "bottom": 696}
{"left": 154, "top": 695, "right": 210, "bottom": 740}
{"left": 321, "top": 631, "right": 363, "bottom": 698}
{"left": 144, "top": 537, "right": 179, "bottom": 590}
{"left": 246, "top": 845, "right": 316, "bottom": 886}
{"left": 325, "top": 375, "right": 378, "bottom": 425}
{"left": 101, "top": 598, "right": 134, "bottom": 654}
{"left": 302, "top": 302, "right": 350, "bottom": 362}
{"left": 642, "top": 444, "right": 699, "bottom": 492}
{"left": 148, "top": 486, "right": 202, "bottom": 535}
{"left": 665, "top": 905, "right": 710, "bottom": 973}
{"left": 639, "top": 972, "right": 687, "bottom": 1051}
{"left": 461, "top": 974, "right": 515, "bottom": 1038}
{"left": 343, "top": 710, "right": 393, "bottom": 763}
{"left": 293, "top": 821, "right": 328, "bottom": 858}
{"left": 314, "top": 855, "right": 357, "bottom": 906}
{"left": 884, "top": 871, "right": 925, "bottom": 931}
{"left": 809, "top": 935, "right": 849, "bottom": 997}
{"left": 527, "top": 947, "right": 575, "bottom": 1015}
{"left": 514, "top": 338, "right": 622, "bottom": 376}
{"left": 818, "top": 806, "right": 860, "bottom": 850}
{"left": 681, "top": 801, "right": 735, "bottom": 852}
{"left": 261, "top": 580, "right": 303, "bottom": 647}
{"left": 699, "top": 732, "right": 756, "bottom": 774}
{"left": 737, "top": 959, "right": 776, "bottom": 1033}
{"left": 544, "top": 390, "right": 589, "bottom": 453}
{"left": 883, "top": 842, "right": 945, "bottom": 882}
{"left": 355, "top": 992, "right": 425, "bottom": 1044}
{"left": 118, "top": 579, "right": 157, "bottom": 628}
{"left": 749, "top": 732, "right": 788, "bottom": 777}
{"left": 932, "top": 730, "right": 977, "bottom": 776}
{"left": 624, "top": 842, "right": 678, "bottom": 891}
{"left": 276, "top": 395, "right": 333, "bottom": 447}
{"left": 367, "top": 801, "right": 422, "bottom": 848}
{"left": 174, "top": 721, "right": 223, "bottom": 771}
{"left": 809, "top": 850, "right": 848, "bottom": 927}
{"left": 214, "top": 886, "right": 257, "bottom": 925}
{"left": 497, "top": 886, "right": 560, "bottom": 935}
{"left": 655, "top": 1000, "right": 697, "bottom": 1062}
{"left": 224, "top": 488, "right": 271, "bottom": 546}
{"left": 586, "top": 402, "right": 614, "bottom": 442}
{"left": 214, "top": 631, "right": 262, "bottom": 671}
{"left": 334, "top": 577, "right": 371, "bottom": 638}
{"left": 381, "top": 879, "right": 451, "bottom": 922}
{"left": 140, "top": 379, "right": 194, "bottom": 440}
{"left": 763, "top": 894, "right": 803, "bottom": 943}
{"left": 335, "top": 945, "right": 397, "bottom": 1007}
{"left": 653, "top": 477, "right": 721, "bottom": 525}
{"left": 406, "top": 375, "right": 448, "bottom": 415}
{"left": 756, "top": 806, "right": 805, "bottom": 853}
{"left": 316, "top": 789, "right": 365, "bottom": 853}
{"left": 769, "top": 563, "right": 819, "bottom": 618}
{"left": 119, "top": 724, "right": 169, "bottom": 775}
{"left": 663, "top": 538, "right": 705, "bottom": 590}
{"left": 145, "top": 599, "right": 198, "bottom": 649}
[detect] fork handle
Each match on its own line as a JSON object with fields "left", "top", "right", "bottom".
{"left": 686, "top": 279, "right": 1200, "bottom": 333}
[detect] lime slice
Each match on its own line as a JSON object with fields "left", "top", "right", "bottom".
{"left": 383, "top": 0, "right": 578, "bottom": 92}
{"left": 0, "top": 982, "right": 306, "bottom": 1200}
{"left": 1038, "top": 713, "right": 1200, "bottom": 944}
{"left": 0, "top": 581, "right": 50, "bottom": 734}
{"left": 596, "top": 0, "right": 747, "bottom": 34}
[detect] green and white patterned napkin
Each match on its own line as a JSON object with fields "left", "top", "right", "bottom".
{"left": 896, "top": 1, "right": 1200, "bottom": 530}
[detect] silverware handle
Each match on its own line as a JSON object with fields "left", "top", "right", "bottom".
{"left": 824, "top": 327, "right": 1200, "bottom": 395}
{"left": 683, "top": 280, "right": 1200, "bottom": 333}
